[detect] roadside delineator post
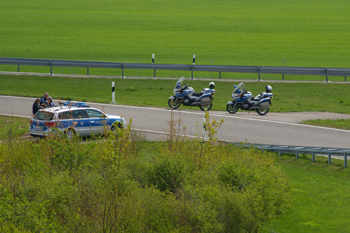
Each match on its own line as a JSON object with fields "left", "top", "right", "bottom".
{"left": 112, "top": 82, "right": 115, "bottom": 104}
{"left": 202, "top": 117, "right": 208, "bottom": 142}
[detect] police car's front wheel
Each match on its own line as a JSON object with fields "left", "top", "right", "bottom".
{"left": 64, "top": 128, "right": 76, "bottom": 139}
{"left": 110, "top": 123, "right": 123, "bottom": 132}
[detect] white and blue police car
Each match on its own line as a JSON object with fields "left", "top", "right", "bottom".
{"left": 29, "top": 106, "right": 127, "bottom": 138}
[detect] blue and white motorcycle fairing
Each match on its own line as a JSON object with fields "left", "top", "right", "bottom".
{"left": 168, "top": 77, "right": 215, "bottom": 111}
{"left": 226, "top": 82, "right": 274, "bottom": 115}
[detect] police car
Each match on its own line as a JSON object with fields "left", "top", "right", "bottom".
{"left": 29, "top": 106, "right": 127, "bottom": 138}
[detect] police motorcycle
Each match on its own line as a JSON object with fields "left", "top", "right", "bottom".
{"left": 226, "top": 82, "right": 274, "bottom": 115}
{"left": 168, "top": 77, "right": 216, "bottom": 111}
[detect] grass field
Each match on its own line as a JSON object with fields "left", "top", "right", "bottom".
{"left": 1, "top": 0, "right": 350, "bottom": 79}
{"left": 262, "top": 153, "right": 350, "bottom": 233}
{"left": 0, "top": 115, "right": 29, "bottom": 140}
{"left": 302, "top": 119, "right": 350, "bottom": 130}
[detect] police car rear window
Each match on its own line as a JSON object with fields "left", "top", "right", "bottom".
{"left": 58, "top": 110, "right": 89, "bottom": 119}
{"left": 34, "top": 111, "right": 54, "bottom": 121}
{"left": 58, "top": 111, "right": 73, "bottom": 119}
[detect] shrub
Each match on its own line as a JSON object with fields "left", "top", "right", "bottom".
{"left": 146, "top": 157, "right": 185, "bottom": 194}
{"left": 0, "top": 115, "right": 291, "bottom": 232}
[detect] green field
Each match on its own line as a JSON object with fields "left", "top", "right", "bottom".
{"left": 1, "top": 0, "right": 350, "bottom": 79}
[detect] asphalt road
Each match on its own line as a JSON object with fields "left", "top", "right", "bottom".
{"left": 1, "top": 95, "right": 350, "bottom": 149}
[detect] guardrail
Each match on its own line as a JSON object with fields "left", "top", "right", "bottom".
{"left": 231, "top": 142, "right": 350, "bottom": 168}
{"left": 1, "top": 57, "right": 350, "bottom": 81}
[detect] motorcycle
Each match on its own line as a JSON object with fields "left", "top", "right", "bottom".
{"left": 168, "top": 77, "right": 216, "bottom": 111}
{"left": 226, "top": 82, "right": 274, "bottom": 115}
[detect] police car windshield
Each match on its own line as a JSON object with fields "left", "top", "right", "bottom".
{"left": 34, "top": 111, "right": 54, "bottom": 121}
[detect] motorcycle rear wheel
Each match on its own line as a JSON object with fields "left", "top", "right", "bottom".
{"left": 226, "top": 102, "right": 239, "bottom": 114}
{"left": 199, "top": 103, "right": 212, "bottom": 111}
{"left": 168, "top": 97, "right": 181, "bottom": 109}
{"left": 256, "top": 108, "right": 269, "bottom": 115}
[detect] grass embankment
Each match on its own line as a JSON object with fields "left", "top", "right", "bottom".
{"left": 1, "top": 74, "right": 350, "bottom": 114}
{"left": 1, "top": 0, "right": 350, "bottom": 80}
{"left": 302, "top": 119, "right": 350, "bottom": 130}
{"left": 262, "top": 154, "right": 350, "bottom": 233}
{"left": 0, "top": 115, "right": 29, "bottom": 140}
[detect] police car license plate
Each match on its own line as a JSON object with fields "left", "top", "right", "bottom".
{"left": 34, "top": 125, "right": 43, "bottom": 130}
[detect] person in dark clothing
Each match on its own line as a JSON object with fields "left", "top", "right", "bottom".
{"left": 32, "top": 98, "right": 43, "bottom": 115}
{"left": 40, "top": 92, "right": 49, "bottom": 107}
{"left": 47, "top": 96, "right": 55, "bottom": 107}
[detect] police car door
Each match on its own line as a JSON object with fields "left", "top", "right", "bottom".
{"left": 85, "top": 109, "right": 109, "bottom": 135}
{"left": 71, "top": 109, "right": 91, "bottom": 136}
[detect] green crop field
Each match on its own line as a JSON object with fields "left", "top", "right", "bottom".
{"left": 1, "top": 0, "right": 350, "bottom": 79}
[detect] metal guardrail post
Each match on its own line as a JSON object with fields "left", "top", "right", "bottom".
{"left": 312, "top": 153, "right": 315, "bottom": 162}
{"left": 87, "top": 67, "right": 89, "bottom": 75}
{"left": 344, "top": 155, "right": 348, "bottom": 168}
{"left": 121, "top": 63, "right": 124, "bottom": 78}
{"left": 326, "top": 68, "right": 328, "bottom": 82}
{"left": 258, "top": 66, "right": 261, "bottom": 81}
{"left": 345, "top": 76, "right": 347, "bottom": 81}
{"left": 191, "top": 65, "right": 194, "bottom": 80}
{"left": 328, "top": 153, "right": 331, "bottom": 164}
{"left": 296, "top": 151, "right": 299, "bottom": 159}
{"left": 50, "top": 61, "right": 53, "bottom": 76}
{"left": 219, "top": 71, "right": 221, "bottom": 79}
{"left": 282, "top": 58, "right": 284, "bottom": 80}
{"left": 211, "top": 58, "right": 212, "bottom": 79}
{"left": 17, "top": 64, "right": 20, "bottom": 72}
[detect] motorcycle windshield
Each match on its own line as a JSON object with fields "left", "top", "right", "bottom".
{"left": 175, "top": 77, "right": 185, "bottom": 89}
{"left": 233, "top": 82, "right": 245, "bottom": 92}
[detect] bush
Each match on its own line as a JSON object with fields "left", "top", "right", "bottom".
{"left": 146, "top": 157, "right": 185, "bottom": 193}
{"left": 0, "top": 119, "right": 291, "bottom": 232}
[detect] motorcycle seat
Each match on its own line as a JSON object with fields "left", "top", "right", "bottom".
{"left": 192, "top": 92, "right": 203, "bottom": 97}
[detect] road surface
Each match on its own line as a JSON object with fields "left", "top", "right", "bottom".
{"left": 1, "top": 95, "right": 350, "bottom": 148}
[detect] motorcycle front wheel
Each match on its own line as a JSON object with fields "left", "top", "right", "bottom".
{"left": 199, "top": 103, "right": 212, "bottom": 111}
{"left": 226, "top": 102, "right": 239, "bottom": 114}
{"left": 256, "top": 108, "right": 269, "bottom": 115}
{"left": 168, "top": 97, "right": 181, "bottom": 109}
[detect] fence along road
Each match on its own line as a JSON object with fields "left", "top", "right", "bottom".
{"left": 1, "top": 57, "right": 350, "bottom": 81}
